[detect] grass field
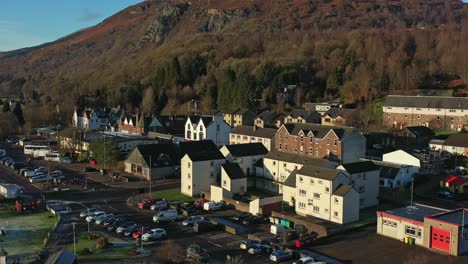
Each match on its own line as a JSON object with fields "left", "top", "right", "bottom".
{"left": 67, "top": 231, "right": 149, "bottom": 260}
{"left": 0, "top": 206, "right": 56, "bottom": 259}
{"left": 151, "top": 188, "right": 195, "bottom": 202}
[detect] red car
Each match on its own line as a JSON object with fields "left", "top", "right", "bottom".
{"left": 138, "top": 198, "right": 161, "bottom": 209}
{"left": 133, "top": 226, "right": 150, "bottom": 239}
{"left": 193, "top": 198, "right": 207, "bottom": 208}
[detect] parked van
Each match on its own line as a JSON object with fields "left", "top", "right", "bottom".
{"left": 270, "top": 224, "right": 289, "bottom": 236}
{"left": 203, "top": 202, "right": 220, "bottom": 211}
{"left": 153, "top": 209, "right": 178, "bottom": 222}
{"left": 33, "top": 149, "right": 51, "bottom": 159}
{"left": 44, "top": 152, "right": 61, "bottom": 162}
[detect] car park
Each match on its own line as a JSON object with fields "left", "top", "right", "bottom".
{"left": 186, "top": 244, "right": 209, "bottom": 262}
{"left": 116, "top": 223, "right": 137, "bottom": 234}
{"left": 182, "top": 215, "right": 205, "bottom": 226}
{"left": 153, "top": 209, "right": 178, "bottom": 222}
{"left": 80, "top": 208, "right": 97, "bottom": 218}
{"left": 248, "top": 244, "right": 273, "bottom": 255}
{"left": 137, "top": 198, "right": 159, "bottom": 209}
{"left": 150, "top": 200, "right": 168, "bottom": 211}
{"left": 132, "top": 226, "right": 150, "bottom": 239}
{"left": 86, "top": 211, "right": 106, "bottom": 223}
{"left": 123, "top": 224, "right": 144, "bottom": 237}
{"left": 270, "top": 250, "right": 294, "bottom": 262}
{"left": 240, "top": 239, "right": 260, "bottom": 250}
{"left": 141, "top": 228, "right": 167, "bottom": 241}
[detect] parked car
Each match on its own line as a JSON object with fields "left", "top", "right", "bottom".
{"left": 141, "top": 228, "right": 167, "bottom": 241}
{"left": 80, "top": 208, "right": 97, "bottom": 218}
{"left": 271, "top": 224, "right": 290, "bottom": 236}
{"left": 116, "top": 223, "right": 137, "bottom": 235}
{"left": 24, "top": 170, "right": 39, "bottom": 178}
{"left": 203, "top": 201, "right": 221, "bottom": 211}
{"left": 95, "top": 214, "right": 115, "bottom": 225}
{"left": 132, "top": 226, "right": 150, "bottom": 239}
{"left": 248, "top": 244, "right": 273, "bottom": 255}
{"left": 270, "top": 250, "right": 294, "bottom": 262}
{"left": 180, "top": 202, "right": 198, "bottom": 215}
{"left": 35, "top": 167, "right": 47, "bottom": 173}
{"left": 186, "top": 244, "right": 209, "bottom": 262}
{"left": 240, "top": 239, "right": 260, "bottom": 250}
{"left": 242, "top": 214, "right": 266, "bottom": 225}
{"left": 109, "top": 220, "right": 131, "bottom": 232}
{"left": 59, "top": 157, "right": 72, "bottom": 164}
{"left": 103, "top": 217, "right": 123, "bottom": 227}
{"left": 138, "top": 198, "right": 159, "bottom": 209}
{"left": 150, "top": 200, "right": 168, "bottom": 211}
{"left": 4, "top": 159, "right": 14, "bottom": 167}
{"left": 182, "top": 215, "right": 205, "bottom": 226}
{"left": 49, "top": 170, "right": 62, "bottom": 176}
{"left": 193, "top": 198, "right": 207, "bottom": 208}
{"left": 233, "top": 212, "right": 251, "bottom": 222}
{"left": 372, "top": 144, "right": 383, "bottom": 150}
{"left": 193, "top": 220, "right": 221, "bottom": 233}
{"left": 0, "top": 157, "right": 12, "bottom": 165}
{"left": 84, "top": 167, "right": 97, "bottom": 172}
{"left": 30, "top": 175, "right": 51, "bottom": 183}
{"left": 124, "top": 224, "right": 144, "bottom": 237}
{"left": 153, "top": 209, "right": 178, "bottom": 222}
{"left": 438, "top": 190, "right": 455, "bottom": 200}
{"left": 293, "top": 257, "right": 316, "bottom": 264}
{"left": 85, "top": 211, "right": 106, "bottom": 223}
{"left": 11, "top": 162, "right": 25, "bottom": 170}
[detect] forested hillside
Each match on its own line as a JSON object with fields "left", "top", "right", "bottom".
{"left": 0, "top": 0, "right": 467, "bottom": 127}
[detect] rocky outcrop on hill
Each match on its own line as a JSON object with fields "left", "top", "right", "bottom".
{"left": 198, "top": 8, "right": 251, "bottom": 32}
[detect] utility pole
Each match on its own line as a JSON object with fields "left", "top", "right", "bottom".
{"left": 140, "top": 226, "right": 144, "bottom": 252}
{"left": 149, "top": 155, "right": 152, "bottom": 198}
{"left": 87, "top": 208, "right": 90, "bottom": 233}
{"left": 72, "top": 223, "right": 76, "bottom": 254}
{"left": 410, "top": 179, "right": 414, "bottom": 207}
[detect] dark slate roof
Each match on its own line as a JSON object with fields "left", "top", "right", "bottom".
{"left": 296, "top": 165, "right": 342, "bottom": 181}
{"left": 222, "top": 163, "right": 246, "bottom": 179}
{"left": 188, "top": 116, "right": 214, "bottom": 126}
{"left": 383, "top": 95, "right": 468, "bottom": 110}
{"left": 341, "top": 161, "right": 379, "bottom": 174}
{"left": 231, "top": 126, "right": 277, "bottom": 138}
{"left": 178, "top": 140, "right": 218, "bottom": 156}
{"left": 233, "top": 108, "right": 254, "bottom": 116}
{"left": 332, "top": 184, "right": 355, "bottom": 197}
{"left": 253, "top": 158, "right": 263, "bottom": 167}
{"left": 187, "top": 150, "right": 225, "bottom": 162}
{"left": 324, "top": 108, "right": 357, "bottom": 118}
{"left": 257, "top": 110, "right": 277, "bottom": 122}
{"left": 288, "top": 109, "right": 310, "bottom": 118}
{"left": 129, "top": 143, "right": 181, "bottom": 167}
{"left": 443, "top": 134, "right": 468, "bottom": 148}
{"left": 283, "top": 170, "right": 297, "bottom": 187}
{"left": 264, "top": 151, "right": 336, "bottom": 168}
{"left": 282, "top": 123, "right": 355, "bottom": 139}
{"left": 405, "top": 126, "right": 435, "bottom": 137}
{"left": 45, "top": 250, "right": 77, "bottom": 264}
{"left": 379, "top": 166, "right": 401, "bottom": 180}
{"left": 224, "top": 143, "right": 268, "bottom": 157}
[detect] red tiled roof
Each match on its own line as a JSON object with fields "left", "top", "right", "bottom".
{"left": 442, "top": 175, "right": 468, "bottom": 186}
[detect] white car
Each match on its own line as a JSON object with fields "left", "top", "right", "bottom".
{"left": 30, "top": 175, "right": 51, "bottom": 183}
{"left": 141, "top": 228, "right": 167, "bottom": 241}
{"left": 35, "top": 167, "right": 47, "bottom": 173}
{"left": 24, "top": 170, "right": 37, "bottom": 177}
{"left": 80, "top": 208, "right": 97, "bottom": 218}
{"left": 86, "top": 211, "right": 106, "bottom": 223}
{"left": 203, "top": 202, "right": 221, "bottom": 211}
{"left": 293, "top": 257, "right": 316, "bottom": 264}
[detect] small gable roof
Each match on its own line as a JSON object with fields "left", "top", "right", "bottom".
{"left": 444, "top": 134, "right": 468, "bottom": 148}
{"left": 186, "top": 150, "right": 224, "bottom": 162}
{"left": 283, "top": 170, "right": 297, "bottom": 188}
{"left": 442, "top": 176, "right": 468, "bottom": 186}
{"left": 264, "top": 151, "right": 336, "bottom": 168}
{"left": 178, "top": 140, "right": 218, "bottom": 156}
{"left": 224, "top": 143, "right": 268, "bottom": 157}
{"left": 405, "top": 126, "right": 435, "bottom": 137}
{"left": 324, "top": 108, "right": 357, "bottom": 118}
{"left": 222, "top": 163, "right": 246, "bottom": 179}
{"left": 333, "top": 184, "right": 355, "bottom": 197}
{"left": 231, "top": 126, "right": 277, "bottom": 138}
{"left": 282, "top": 123, "right": 355, "bottom": 139}
{"left": 297, "top": 165, "right": 342, "bottom": 181}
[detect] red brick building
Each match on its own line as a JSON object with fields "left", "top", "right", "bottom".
{"left": 119, "top": 112, "right": 153, "bottom": 135}
{"left": 383, "top": 96, "right": 468, "bottom": 131}
{"left": 274, "top": 123, "right": 366, "bottom": 163}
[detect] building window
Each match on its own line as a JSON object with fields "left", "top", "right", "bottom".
{"left": 210, "top": 172, "right": 214, "bottom": 177}
{"left": 298, "top": 202, "right": 306, "bottom": 209}
{"left": 325, "top": 209, "right": 329, "bottom": 213}
{"left": 313, "top": 193, "right": 320, "bottom": 199}
{"left": 285, "top": 144, "right": 288, "bottom": 150}
{"left": 273, "top": 172, "right": 276, "bottom": 176}
{"left": 405, "top": 226, "right": 422, "bottom": 238}
{"left": 188, "top": 185, "right": 191, "bottom": 190}
{"left": 188, "top": 162, "right": 191, "bottom": 168}
{"left": 283, "top": 163, "right": 287, "bottom": 168}
{"left": 325, "top": 187, "right": 329, "bottom": 193}
{"left": 417, "top": 115, "right": 421, "bottom": 119}
{"left": 188, "top": 173, "right": 191, "bottom": 179}
{"left": 210, "top": 161, "right": 214, "bottom": 167}
{"left": 383, "top": 220, "right": 397, "bottom": 227}
{"left": 334, "top": 139, "right": 337, "bottom": 146}
{"left": 299, "top": 189, "right": 307, "bottom": 196}
{"left": 318, "top": 180, "right": 323, "bottom": 184}
{"left": 327, "top": 139, "right": 330, "bottom": 145}
{"left": 273, "top": 161, "right": 276, "bottom": 166}
{"left": 316, "top": 139, "right": 319, "bottom": 144}
{"left": 334, "top": 212, "right": 338, "bottom": 218}
{"left": 309, "top": 137, "right": 313, "bottom": 143}
{"left": 358, "top": 186, "right": 365, "bottom": 193}
{"left": 313, "top": 206, "right": 319, "bottom": 213}
{"left": 299, "top": 177, "right": 303, "bottom": 183}
{"left": 315, "top": 150, "right": 318, "bottom": 157}
{"left": 223, "top": 180, "right": 226, "bottom": 186}
{"left": 310, "top": 179, "right": 314, "bottom": 185}
{"left": 334, "top": 198, "right": 339, "bottom": 204}
{"left": 451, "top": 116, "right": 454, "bottom": 121}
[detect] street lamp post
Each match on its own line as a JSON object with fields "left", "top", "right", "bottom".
{"left": 87, "top": 208, "right": 90, "bottom": 233}
{"left": 72, "top": 223, "right": 76, "bottom": 254}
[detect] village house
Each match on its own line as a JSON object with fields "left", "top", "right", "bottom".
{"left": 125, "top": 140, "right": 218, "bottom": 181}
{"left": 220, "top": 143, "right": 268, "bottom": 177}
{"left": 118, "top": 112, "right": 153, "bottom": 136}
{"left": 382, "top": 95, "right": 468, "bottom": 131}
{"left": 274, "top": 123, "right": 366, "bottom": 163}
{"left": 321, "top": 108, "right": 360, "bottom": 127}
{"left": 294, "top": 165, "right": 359, "bottom": 224}
{"left": 373, "top": 160, "right": 417, "bottom": 190}
{"left": 337, "top": 161, "right": 380, "bottom": 208}
{"left": 284, "top": 109, "right": 322, "bottom": 124}
{"left": 221, "top": 108, "right": 256, "bottom": 127}
{"left": 440, "top": 176, "right": 468, "bottom": 194}
{"left": 220, "top": 163, "right": 248, "bottom": 195}
{"left": 377, "top": 205, "right": 468, "bottom": 256}
{"left": 146, "top": 115, "right": 186, "bottom": 142}
{"left": 254, "top": 110, "right": 278, "bottom": 128}
{"left": 229, "top": 125, "right": 276, "bottom": 151}
{"left": 180, "top": 149, "right": 225, "bottom": 197}
{"left": 184, "top": 115, "right": 231, "bottom": 146}
{"left": 304, "top": 102, "right": 339, "bottom": 115}
{"left": 72, "top": 108, "right": 108, "bottom": 131}
{"left": 435, "top": 134, "right": 468, "bottom": 157}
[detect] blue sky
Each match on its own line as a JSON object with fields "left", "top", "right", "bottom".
{"left": 0, "top": 0, "right": 142, "bottom": 51}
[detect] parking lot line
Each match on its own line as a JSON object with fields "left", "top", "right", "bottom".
{"left": 209, "top": 233, "right": 231, "bottom": 240}
{"left": 208, "top": 241, "right": 223, "bottom": 248}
